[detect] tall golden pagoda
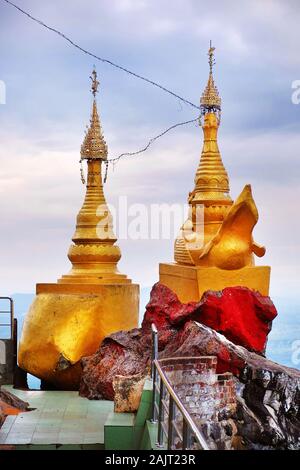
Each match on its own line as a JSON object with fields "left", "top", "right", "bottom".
{"left": 18, "top": 70, "right": 139, "bottom": 389}
{"left": 160, "top": 44, "right": 270, "bottom": 302}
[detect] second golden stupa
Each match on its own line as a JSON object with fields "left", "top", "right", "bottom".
{"left": 160, "top": 44, "right": 270, "bottom": 301}
{"left": 18, "top": 71, "right": 139, "bottom": 389}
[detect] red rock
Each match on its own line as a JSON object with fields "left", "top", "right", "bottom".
{"left": 79, "top": 329, "right": 150, "bottom": 400}
{"left": 198, "top": 287, "right": 277, "bottom": 354}
{"left": 161, "top": 321, "right": 246, "bottom": 375}
{"left": 80, "top": 284, "right": 278, "bottom": 401}
{"left": 142, "top": 283, "right": 277, "bottom": 354}
{"left": 79, "top": 281, "right": 297, "bottom": 450}
{"left": 162, "top": 322, "right": 300, "bottom": 450}
{"left": 0, "top": 400, "right": 22, "bottom": 416}
{"left": 80, "top": 318, "right": 300, "bottom": 449}
{"left": 141, "top": 283, "right": 201, "bottom": 331}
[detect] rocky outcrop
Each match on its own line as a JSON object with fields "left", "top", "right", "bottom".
{"left": 79, "top": 328, "right": 150, "bottom": 400}
{"left": 142, "top": 283, "right": 277, "bottom": 354}
{"left": 80, "top": 320, "right": 300, "bottom": 449}
{"left": 79, "top": 283, "right": 299, "bottom": 449}
{"left": 162, "top": 322, "right": 300, "bottom": 449}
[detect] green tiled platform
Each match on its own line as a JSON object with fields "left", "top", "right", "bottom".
{"left": 0, "top": 380, "right": 158, "bottom": 450}
{"left": 0, "top": 385, "right": 114, "bottom": 450}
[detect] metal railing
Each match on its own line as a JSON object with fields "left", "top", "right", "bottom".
{"left": 0, "top": 296, "right": 14, "bottom": 339}
{"left": 150, "top": 324, "right": 209, "bottom": 451}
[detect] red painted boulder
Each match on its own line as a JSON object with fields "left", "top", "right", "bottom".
{"left": 79, "top": 329, "right": 150, "bottom": 400}
{"left": 142, "top": 283, "right": 277, "bottom": 354}
{"left": 80, "top": 284, "right": 277, "bottom": 401}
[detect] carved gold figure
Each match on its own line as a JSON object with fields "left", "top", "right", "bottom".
{"left": 18, "top": 70, "right": 139, "bottom": 389}
{"left": 160, "top": 44, "right": 270, "bottom": 302}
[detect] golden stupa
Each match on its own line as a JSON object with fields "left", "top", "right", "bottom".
{"left": 18, "top": 70, "right": 139, "bottom": 389}
{"left": 159, "top": 44, "right": 270, "bottom": 302}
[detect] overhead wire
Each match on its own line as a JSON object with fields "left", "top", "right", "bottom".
{"left": 1, "top": 0, "right": 201, "bottom": 182}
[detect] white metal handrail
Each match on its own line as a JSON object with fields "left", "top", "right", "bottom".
{"left": 150, "top": 323, "right": 210, "bottom": 451}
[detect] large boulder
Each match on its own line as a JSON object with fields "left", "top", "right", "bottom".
{"left": 79, "top": 329, "right": 150, "bottom": 400}
{"left": 79, "top": 284, "right": 299, "bottom": 449}
{"left": 142, "top": 283, "right": 277, "bottom": 354}
{"left": 171, "top": 322, "right": 300, "bottom": 450}
{"left": 80, "top": 283, "right": 278, "bottom": 401}
{"left": 80, "top": 320, "right": 300, "bottom": 449}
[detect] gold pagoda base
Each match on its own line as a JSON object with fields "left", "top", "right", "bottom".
{"left": 18, "top": 282, "right": 139, "bottom": 390}
{"left": 159, "top": 263, "right": 270, "bottom": 303}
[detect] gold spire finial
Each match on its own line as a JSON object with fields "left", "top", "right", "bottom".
{"left": 208, "top": 40, "right": 216, "bottom": 74}
{"left": 200, "top": 41, "right": 221, "bottom": 116}
{"left": 81, "top": 69, "right": 107, "bottom": 160}
{"left": 90, "top": 68, "right": 100, "bottom": 97}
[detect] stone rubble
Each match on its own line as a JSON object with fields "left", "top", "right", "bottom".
{"left": 0, "top": 387, "right": 29, "bottom": 429}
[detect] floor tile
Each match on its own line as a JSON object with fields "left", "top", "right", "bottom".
{"left": 0, "top": 432, "right": 8, "bottom": 444}
{"left": 5, "top": 433, "right": 33, "bottom": 445}
{"left": 83, "top": 434, "right": 103, "bottom": 444}
{"left": 1, "top": 386, "right": 113, "bottom": 446}
{"left": 31, "top": 432, "right": 59, "bottom": 445}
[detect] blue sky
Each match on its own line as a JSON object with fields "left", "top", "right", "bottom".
{"left": 0, "top": 0, "right": 300, "bottom": 302}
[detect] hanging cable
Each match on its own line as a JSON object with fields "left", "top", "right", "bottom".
{"left": 2, "top": 0, "right": 201, "bottom": 184}
{"left": 104, "top": 160, "right": 109, "bottom": 183}
{"left": 79, "top": 159, "right": 86, "bottom": 185}
{"left": 107, "top": 117, "right": 198, "bottom": 164}
{"left": 100, "top": 116, "right": 199, "bottom": 182}
{"left": 2, "top": 0, "right": 200, "bottom": 111}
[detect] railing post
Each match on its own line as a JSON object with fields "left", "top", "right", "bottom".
{"left": 157, "top": 378, "right": 165, "bottom": 447}
{"left": 167, "top": 395, "right": 176, "bottom": 450}
{"left": 13, "top": 318, "right": 18, "bottom": 372}
{"left": 151, "top": 323, "right": 158, "bottom": 378}
{"left": 151, "top": 362, "right": 158, "bottom": 423}
{"left": 153, "top": 357, "right": 210, "bottom": 451}
{"left": 182, "top": 419, "right": 192, "bottom": 450}
{"left": 10, "top": 298, "right": 14, "bottom": 340}
{"left": 151, "top": 324, "right": 158, "bottom": 423}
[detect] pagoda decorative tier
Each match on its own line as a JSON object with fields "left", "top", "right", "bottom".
{"left": 18, "top": 71, "right": 139, "bottom": 390}
{"left": 159, "top": 44, "right": 270, "bottom": 302}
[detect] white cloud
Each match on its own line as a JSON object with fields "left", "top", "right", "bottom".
{"left": 1, "top": 0, "right": 300, "bottom": 298}
{"left": 1, "top": 116, "right": 300, "bottom": 294}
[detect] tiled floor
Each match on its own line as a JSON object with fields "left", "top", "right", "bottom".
{"left": 0, "top": 385, "right": 114, "bottom": 447}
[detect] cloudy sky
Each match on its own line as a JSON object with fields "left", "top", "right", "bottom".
{"left": 0, "top": 0, "right": 300, "bottom": 303}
